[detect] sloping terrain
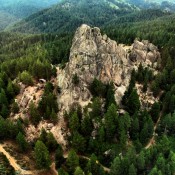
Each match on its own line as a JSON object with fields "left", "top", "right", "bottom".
{"left": 0, "top": 0, "right": 61, "bottom": 31}
{"left": 9, "top": 0, "right": 139, "bottom": 34}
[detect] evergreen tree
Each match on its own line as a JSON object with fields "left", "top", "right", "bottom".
{"left": 150, "top": 102, "right": 160, "bottom": 123}
{"left": 11, "top": 101, "right": 19, "bottom": 114}
{"left": 74, "top": 167, "right": 84, "bottom": 175}
{"left": 130, "top": 114, "right": 140, "bottom": 140}
{"left": 0, "top": 89, "right": 8, "bottom": 107}
{"left": 55, "top": 144, "right": 64, "bottom": 168}
{"left": 127, "top": 89, "right": 140, "bottom": 115}
{"left": 1, "top": 104, "right": 9, "bottom": 118}
{"left": 34, "top": 140, "right": 51, "bottom": 169}
{"left": 110, "top": 156, "right": 121, "bottom": 175}
{"left": 29, "top": 102, "right": 41, "bottom": 125}
{"left": 39, "top": 128, "right": 47, "bottom": 143}
{"left": 129, "top": 164, "right": 137, "bottom": 175}
{"left": 6, "top": 80, "right": 15, "bottom": 100}
{"left": 104, "top": 104, "right": 118, "bottom": 140}
{"left": 71, "top": 132, "right": 86, "bottom": 152}
{"left": 86, "top": 154, "right": 99, "bottom": 175}
{"left": 90, "top": 97, "right": 102, "bottom": 121}
{"left": 50, "top": 108, "right": 58, "bottom": 123}
{"left": 156, "top": 154, "right": 165, "bottom": 174}
{"left": 137, "top": 151, "right": 145, "bottom": 171}
{"left": 46, "top": 132, "right": 58, "bottom": 151}
{"left": 69, "top": 111, "right": 79, "bottom": 132}
{"left": 106, "top": 83, "right": 116, "bottom": 108}
{"left": 19, "top": 71, "right": 33, "bottom": 85}
{"left": 81, "top": 114, "right": 93, "bottom": 136}
{"left": 16, "top": 132, "right": 28, "bottom": 152}
{"left": 66, "top": 149, "right": 79, "bottom": 173}
{"left": 58, "top": 168, "right": 69, "bottom": 175}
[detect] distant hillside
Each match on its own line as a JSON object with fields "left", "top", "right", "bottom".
{"left": 104, "top": 13, "right": 175, "bottom": 47}
{"left": 9, "top": 0, "right": 139, "bottom": 34}
{"left": 127, "top": 0, "right": 175, "bottom": 12}
{"left": 0, "top": 0, "right": 60, "bottom": 31}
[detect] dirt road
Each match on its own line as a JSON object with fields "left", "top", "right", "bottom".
{"left": 0, "top": 144, "right": 33, "bottom": 174}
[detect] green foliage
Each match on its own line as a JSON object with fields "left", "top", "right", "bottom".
{"left": 19, "top": 71, "right": 33, "bottom": 85}
{"left": 55, "top": 144, "right": 64, "bottom": 168}
{"left": 0, "top": 117, "right": 24, "bottom": 140}
{"left": 38, "top": 92, "right": 58, "bottom": 119}
{"left": 89, "top": 78, "right": 107, "bottom": 98}
{"left": 110, "top": 156, "right": 121, "bottom": 175}
{"left": 11, "top": 102, "right": 19, "bottom": 114}
{"left": 89, "top": 97, "right": 102, "bottom": 120}
{"left": 69, "top": 111, "right": 80, "bottom": 132}
{"left": 39, "top": 129, "right": 58, "bottom": 152}
{"left": 104, "top": 104, "right": 118, "bottom": 141}
{"left": 34, "top": 140, "right": 51, "bottom": 169}
{"left": 129, "top": 164, "right": 137, "bottom": 175}
{"left": 29, "top": 102, "right": 41, "bottom": 126}
{"left": 66, "top": 149, "right": 79, "bottom": 173}
{"left": 71, "top": 131, "right": 86, "bottom": 153}
{"left": 127, "top": 89, "right": 140, "bottom": 115}
{"left": 45, "top": 132, "right": 58, "bottom": 152}
{"left": 16, "top": 132, "right": 28, "bottom": 152}
{"left": 74, "top": 166, "right": 84, "bottom": 175}
{"left": 150, "top": 102, "right": 161, "bottom": 123}
{"left": 10, "top": 0, "right": 138, "bottom": 34}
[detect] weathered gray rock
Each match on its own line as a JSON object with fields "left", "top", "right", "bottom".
{"left": 57, "top": 24, "right": 161, "bottom": 109}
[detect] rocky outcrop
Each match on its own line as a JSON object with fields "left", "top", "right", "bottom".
{"left": 57, "top": 24, "right": 161, "bottom": 111}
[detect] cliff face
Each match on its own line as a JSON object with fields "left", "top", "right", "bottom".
{"left": 57, "top": 24, "right": 161, "bottom": 111}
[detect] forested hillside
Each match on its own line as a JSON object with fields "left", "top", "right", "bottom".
{"left": 0, "top": 0, "right": 60, "bottom": 31}
{"left": 0, "top": 0, "right": 175, "bottom": 174}
{"left": 9, "top": 0, "right": 138, "bottom": 34}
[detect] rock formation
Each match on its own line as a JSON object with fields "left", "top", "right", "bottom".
{"left": 57, "top": 24, "right": 161, "bottom": 111}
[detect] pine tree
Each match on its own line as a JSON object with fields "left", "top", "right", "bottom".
{"left": 66, "top": 149, "right": 79, "bottom": 173}
{"left": 34, "top": 140, "right": 51, "bottom": 169}
{"left": 156, "top": 154, "right": 165, "bottom": 174}
{"left": 55, "top": 145, "right": 64, "bottom": 168}
{"left": 1, "top": 104, "right": 9, "bottom": 118}
{"left": 6, "top": 80, "right": 15, "bottom": 100}
{"left": 110, "top": 156, "right": 121, "bottom": 175}
{"left": 74, "top": 167, "right": 84, "bottom": 175}
{"left": 29, "top": 102, "right": 41, "bottom": 125}
{"left": 137, "top": 151, "right": 145, "bottom": 171}
{"left": 129, "top": 164, "right": 137, "bottom": 175}
{"left": 70, "top": 111, "right": 79, "bottom": 132}
{"left": 50, "top": 108, "right": 58, "bottom": 123}
{"left": 16, "top": 132, "right": 28, "bottom": 152}
{"left": 81, "top": 114, "right": 93, "bottom": 136}
{"left": 104, "top": 104, "right": 118, "bottom": 140}
{"left": 127, "top": 89, "right": 140, "bottom": 115}
{"left": 130, "top": 114, "right": 140, "bottom": 140}
{"left": 46, "top": 132, "right": 58, "bottom": 151}
{"left": 71, "top": 131, "right": 86, "bottom": 152}
{"left": 11, "top": 102, "right": 19, "bottom": 114}
{"left": 0, "top": 89, "right": 8, "bottom": 107}
{"left": 150, "top": 102, "right": 160, "bottom": 123}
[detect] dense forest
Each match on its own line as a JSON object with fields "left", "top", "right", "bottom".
{"left": 0, "top": 0, "right": 61, "bottom": 31}
{"left": 0, "top": 0, "right": 175, "bottom": 174}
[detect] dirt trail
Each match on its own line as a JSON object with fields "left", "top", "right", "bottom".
{"left": 79, "top": 155, "right": 110, "bottom": 173}
{"left": 145, "top": 111, "right": 163, "bottom": 149}
{"left": 63, "top": 152, "right": 110, "bottom": 173}
{"left": 0, "top": 144, "right": 33, "bottom": 174}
